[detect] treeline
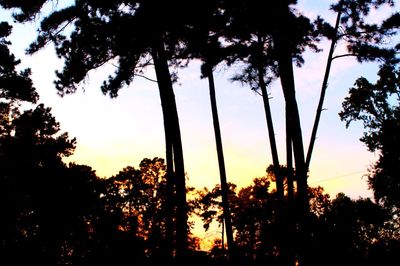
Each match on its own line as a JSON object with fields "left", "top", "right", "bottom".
{"left": 194, "top": 179, "right": 399, "bottom": 266}
{"left": 1, "top": 0, "right": 399, "bottom": 265}
{"left": 1, "top": 115, "right": 399, "bottom": 266}
{"left": 0, "top": 89, "right": 398, "bottom": 265}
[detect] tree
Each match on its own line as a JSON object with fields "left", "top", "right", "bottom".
{"left": 0, "top": 18, "right": 145, "bottom": 264}
{"left": 219, "top": 1, "right": 319, "bottom": 264}
{"left": 340, "top": 64, "right": 400, "bottom": 210}
{"left": 0, "top": 0, "right": 196, "bottom": 258}
{"left": 0, "top": 21, "right": 38, "bottom": 104}
{"left": 230, "top": 177, "right": 275, "bottom": 263}
{"left": 309, "top": 193, "right": 391, "bottom": 266}
{"left": 0, "top": 103, "right": 104, "bottom": 264}
{"left": 204, "top": 60, "right": 236, "bottom": 260}
{"left": 336, "top": 2, "right": 399, "bottom": 211}
{"left": 3, "top": 1, "right": 399, "bottom": 263}
{"left": 308, "top": 0, "right": 399, "bottom": 171}
{"left": 0, "top": 20, "right": 38, "bottom": 139}
{"left": 178, "top": 16, "right": 237, "bottom": 258}
{"left": 105, "top": 157, "right": 170, "bottom": 260}
{"left": 222, "top": 1, "right": 399, "bottom": 264}
{"left": 194, "top": 177, "right": 279, "bottom": 263}
{"left": 103, "top": 157, "right": 203, "bottom": 262}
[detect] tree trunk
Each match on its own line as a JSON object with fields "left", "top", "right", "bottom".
{"left": 257, "top": 59, "right": 291, "bottom": 265}
{"left": 256, "top": 61, "right": 284, "bottom": 204}
{"left": 274, "top": 2, "right": 309, "bottom": 265}
{"left": 164, "top": 127, "right": 175, "bottom": 261}
{"left": 205, "top": 65, "right": 235, "bottom": 260}
{"left": 285, "top": 110, "right": 296, "bottom": 266}
{"left": 278, "top": 54, "right": 307, "bottom": 211}
{"left": 306, "top": 6, "right": 342, "bottom": 171}
{"left": 151, "top": 42, "right": 188, "bottom": 261}
{"left": 274, "top": 0, "right": 308, "bottom": 213}
{"left": 278, "top": 49, "right": 308, "bottom": 266}
{"left": 286, "top": 123, "right": 294, "bottom": 203}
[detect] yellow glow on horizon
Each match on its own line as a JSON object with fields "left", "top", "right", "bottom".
{"left": 63, "top": 142, "right": 159, "bottom": 178}
{"left": 64, "top": 132, "right": 377, "bottom": 199}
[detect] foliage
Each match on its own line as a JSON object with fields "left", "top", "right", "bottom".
{"left": 0, "top": 20, "right": 38, "bottom": 138}
{"left": 340, "top": 63, "right": 400, "bottom": 210}
{"left": 1, "top": 0, "right": 399, "bottom": 265}
{"left": 308, "top": 193, "right": 397, "bottom": 266}
{"left": 193, "top": 174, "right": 400, "bottom": 265}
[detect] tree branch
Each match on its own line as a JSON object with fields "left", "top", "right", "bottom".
{"left": 134, "top": 73, "right": 157, "bottom": 83}
{"left": 332, "top": 53, "right": 358, "bottom": 60}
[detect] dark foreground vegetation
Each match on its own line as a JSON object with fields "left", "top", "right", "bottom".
{"left": 1, "top": 0, "right": 399, "bottom": 265}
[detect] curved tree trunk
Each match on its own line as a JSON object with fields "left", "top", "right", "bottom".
{"left": 151, "top": 42, "right": 188, "bottom": 261}
{"left": 205, "top": 65, "right": 235, "bottom": 260}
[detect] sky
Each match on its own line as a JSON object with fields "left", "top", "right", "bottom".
{"left": 3, "top": 0, "right": 398, "bottom": 205}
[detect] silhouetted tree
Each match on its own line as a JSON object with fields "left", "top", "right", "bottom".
{"left": 2, "top": 1, "right": 399, "bottom": 264}
{"left": 0, "top": 20, "right": 38, "bottom": 140}
{"left": 107, "top": 157, "right": 170, "bottom": 259}
{"left": 0, "top": 103, "right": 104, "bottom": 264}
{"left": 0, "top": 19, "right": 40, "bottom": 263}
{"left": 180, "top": 27, "right": 237, "bottom": 260}
{"left": 337, "top": 2, "right": 399, "bottom": 212}
{"left": 0, "top": 1, "right": 194, "bottom": 259}
{"left": 202, "top": 61, "right": 237, "bottom": 261}
{"left": 0, "top": 21, "right": 146, "bottom": 264}
{"left": 340, "top": 64, "right": 400, "bottom": 211}
{"left": 103, "top": 157, "right": 205, "bottom": 263}
{"left": 222, "top": 1, "right": 399, "bottom": 264}
{"left": 194, "top": 177, "right": 278, "bottom": 264}
{"left": 308, "top": 0, "right": 399, "bottom": 170}
{"left": 309, "top": 193, "right": 393, "bottom": 266}
{"left": 220, "top": 2, "right": 319, "bottom": 264}
{"left": 0, "top": 21, "right": 38, "bottom": 104}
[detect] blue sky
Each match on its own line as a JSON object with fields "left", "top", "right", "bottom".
{"left": 3, "top": 0, "right": 398, "bottom": 202}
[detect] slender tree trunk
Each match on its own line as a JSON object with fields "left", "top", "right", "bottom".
{"left": 274, "top": 0, "right": 308, "bottom": 214}
{"left": 205, "top": 65, "right": 235, "bottom": 260}
{"left": 153, "top": 50, "right": 174, "bottom": 260}
{"left": 256, "top": 61, "right": 284, "bottom": 203}
{"left": 278, "top": 52, "right": 308, "bottom": 266}
{"left": 277, "top": 54, "right": 307, "bottom": 211}
{"left": 254, "top": 34, "right": 294, "bottom": 265}
{"left": 274, "top": 2, "right": 309, "bottom": 265}
{"left": 164, "top": 128, "right": 175, "bottom": 260}
{"left": 285, "top": 111, "right": 296, "bottom": 266}
{"left": 286, "top": 125, "right": 294, "bottom": 203}
{"left": 305, "top": 7, "right": 342, "bottom": 171}
{"left": 151, "top": 42, "right": 188, "bottom": 261}
{"left": 221, "top": 217, "right": 225, "bottom": 252}
{"left": 275, "top": 38, "right": 309, "bottom": 253}
{"left": 256, "top": 58, "right": 292, "bottom": 265}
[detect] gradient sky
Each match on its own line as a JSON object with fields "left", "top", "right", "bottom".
{"left": 4, "top": 0, "right": 397, "bottom": 206}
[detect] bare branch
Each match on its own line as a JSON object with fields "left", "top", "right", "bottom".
{"left": 134, "top": 73, "right": 157, "bottom": 83}
{"left": 331, "top": 53, "right": 358, "bottom": 60}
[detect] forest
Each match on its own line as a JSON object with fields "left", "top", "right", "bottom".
{"left": 0, "top": 0, "right": 399, "bottom": 265}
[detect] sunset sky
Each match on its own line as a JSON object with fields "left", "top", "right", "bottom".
{"left": 4, "top": 0, "right": 397, "bottom": 208}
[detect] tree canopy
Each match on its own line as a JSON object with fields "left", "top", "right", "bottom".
{"left": 1, "top": 0, "right": 399, "bottom": 265}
